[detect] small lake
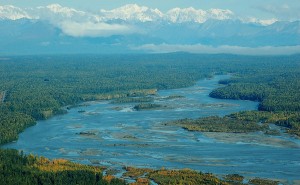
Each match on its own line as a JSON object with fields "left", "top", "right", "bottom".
{"left": 3, "top": 75, "right": 300, "bottom": 182}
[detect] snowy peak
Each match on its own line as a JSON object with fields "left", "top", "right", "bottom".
{"left": 42, "top": 4, "right": 86, "bottom": 17}
{"left": 207, "top": 9, "right": 234, "bottom": 20}
{"left": 166, "top": 8, "right": 234, "bottom": 23}
{"left": 0, "top": 3, "right": 284, "bottom": 27}
{"left": 100, "top": 5, "right": 234, "bottom": 23}
{"left": 166, "top": 7, "right": 207, "bottom": 23}
{"left": 100, "top": 4, "right": 163, "bottom": 22}
{"left": 0, "top": 5, "right": 32, "bottom": 20}
{"left": 34, "top": 4, "right": 88, "bottom": 22}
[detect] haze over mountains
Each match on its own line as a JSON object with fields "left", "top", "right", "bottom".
{"left": 0, "top": 4, "right": 299, "bottom": 55}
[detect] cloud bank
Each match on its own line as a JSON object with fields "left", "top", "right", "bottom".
{"left": 135, "top": 44, "right": 300, "bottom": 55}
{"left": 59, "top": 21, "right": 135, "bottom": 37}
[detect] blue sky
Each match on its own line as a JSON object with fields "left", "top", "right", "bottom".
{"left": 1, "top": 0, "right": 300, "bottom": 21}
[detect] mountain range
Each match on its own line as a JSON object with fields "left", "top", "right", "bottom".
{"left": 0, "top": 4, "right": 299, "bottom": 55}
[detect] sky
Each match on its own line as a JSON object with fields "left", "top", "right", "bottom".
{"left": 1, "top": 0, "right": 300, "bottom": 21}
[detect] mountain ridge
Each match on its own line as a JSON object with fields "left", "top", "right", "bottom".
{"left": 0, "top": 4, "right": 277, "bottom": 25}
{"left": 0, "top": 4, "right": 299, "bottom": 55}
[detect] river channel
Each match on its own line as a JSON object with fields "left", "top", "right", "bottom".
{"left": 4, "top": 75, "right": 300, "bottom": 182}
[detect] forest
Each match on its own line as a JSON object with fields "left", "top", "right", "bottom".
{"left": 209, "top": 62, "right": 300, "bottom": 136}
{"left": 0, "top": 53, "right": 300, "bottom": 184}
{"left": 0, "top": 149, "right": 126, "bottom": 185}
{"left": 169, "top": 116, "right": 269, "bottom": 133}
{"left": 1, "top": 149, "right": 280, "bottom": 185}
{"left": 169, "top": 111, "right": 300, "bottom": 136}
{"left": 122, "top": 166, "right": 280, "bottom": 185}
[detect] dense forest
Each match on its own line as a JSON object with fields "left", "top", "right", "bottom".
{"left": 169, "top": 111, "right": 300, "bottom": 136}
{"left": 1, "top": 53, "right": 300, "bottom": 184}
{"left": 1, "top": 149, "right": 280, "bottom": 185}
{"left": 169, "top": 115, "right": 269, "bottom": 133}
{"left": 209, "top": 70, "right": 300, "bottom": 111}
{"left": 209, "top": 59, "right": 300, "bottom": 136}
{"left": 121, "top": 166, "right": 280, "bottom": 185}
{"left": 0, "top": 149, "right": 125, "bottom": 185}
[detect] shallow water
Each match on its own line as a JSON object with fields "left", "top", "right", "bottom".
{"left": 3, "top": 75, "right": 300, "bottom": 181}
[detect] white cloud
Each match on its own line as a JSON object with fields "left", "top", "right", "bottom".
{"left": 134, "top": 44, "right": 300, "bottom": 55}
{"left": 59, "top": 21, "right": 136, "bottom": 37}
{"left": 242, "top": 17, "right": 277, "bottom": 26}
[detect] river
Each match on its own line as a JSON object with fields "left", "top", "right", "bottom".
{"left": 3, "top": 75, "right": 300, "bottom": 182}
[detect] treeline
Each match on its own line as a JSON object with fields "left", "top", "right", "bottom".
{"left": 110, "top": 97, "right": 154, "bottom": 104}
{"left": 0, "top": 149, "right": 126, "bottom": 185}
{"left": 123, "top": 167, "right": 228, "bottom": 185}
{"left": 169, "top": 111, "right": 300, "bottom": 136}
{"left": 208, "top": 58, "right": 300, "bottom": 136}
{"left": 0, "top": 111, "right": 35, "bottom": 144}
{"left": 0, "top": 149, "right": 281, "bottom": 185}
{"left": 148, "top": 169, "right": 228, "bottom": 185}
{"left": 210, "top": 71, "right": 300, "bottom": 112}
{"left": 229, "top": 111, "right": 300, "bottom": 136}
{"left": 123, "top": 166, "right": 280, "bottom": 185}
{"left": 169, "top": 116, "right": 268, "bottom": 133}
{"left": 133, "top": 103, "right": 164, "bottom": 111}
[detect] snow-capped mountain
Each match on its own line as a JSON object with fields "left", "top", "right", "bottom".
{"left": 165, "top": 7, "right": 233, "bottom": 23}
{"left": 0, "top": 3, "right": 299, "bottom": 55}
{"left": 0, "top": 4, "right": 267, "bottom": 24}
{"left": 31, "top": 4, "right": 96, "bottom": 23}
{"left": 41, "top": 4, "right": 85, "bottom": 17}
{"left": 0, "top": 5, "right": 32, "bottom": 20}
{"left": 166, "top": 7, "right": 207, "bottom": 23}
{"left": 100, "top": 4, "right": 163, "bottom": 22}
